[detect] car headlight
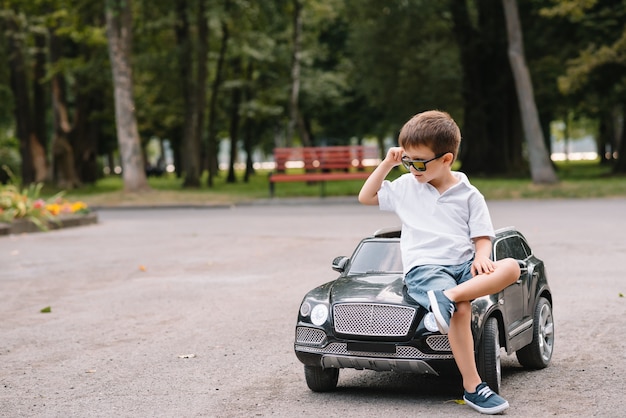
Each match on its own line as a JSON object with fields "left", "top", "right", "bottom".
{"left": 423, "top": 312, "right": 439, "bottom": 332}
{"left": 300, "top": 301, "right": 311, "bottom": 317}
{"left": 310, "top": 304, "right": 329, "bottom": 326}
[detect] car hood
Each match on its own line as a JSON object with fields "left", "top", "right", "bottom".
{"left": 329, "top": 274, "right": 411, "bottom": 305}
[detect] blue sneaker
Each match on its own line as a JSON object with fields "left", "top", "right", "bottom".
{"left": 427, "top": 289, "right": 455, "bottom": 334}
{"left": 463, "top": 382, "right": 509, "bottom": 414}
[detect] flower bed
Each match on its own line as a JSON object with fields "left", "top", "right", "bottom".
{"left": 0, "top": 182, "right": 97, "bottom": 236}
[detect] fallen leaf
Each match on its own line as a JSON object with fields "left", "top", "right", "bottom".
{"left": 619, "top": 293, "right": 624, "bottom": 298}
{"left": 445, "top": 399, "right": 466, "bottom": 405}
{"left": 139, "top": 265, "right": 147, "bottom": 272}
{"left": 40, "top": 306, "right": 51, "bottom": 313}
{"left": 178, "top": 354, "right": 196, "bottom": 359}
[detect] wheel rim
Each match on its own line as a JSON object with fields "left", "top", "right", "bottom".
{"left": 538, "top": 303, "right": 554, "bottom": 362}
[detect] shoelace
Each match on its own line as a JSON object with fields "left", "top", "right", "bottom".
{"left": 476, "top": 385, "right": 495, "bottom": 399}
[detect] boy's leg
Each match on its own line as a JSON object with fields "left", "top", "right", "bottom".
{"left": 448, "top": 301, "right": 482, "bottom": 392}
{"left": 450, "top": 301, "right": 510, "bottom": 414}
{"left": 444, "top": 258, "right": 519, "bottom": 303}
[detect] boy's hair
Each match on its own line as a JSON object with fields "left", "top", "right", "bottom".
{"left": 398, "top": 110, "right": 461, "bottom": 160}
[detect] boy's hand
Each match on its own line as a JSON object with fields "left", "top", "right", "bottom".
{"left": 471, "top": 255, "right": 496, "bottom": 276}
{"left": 383, "top": 147, "right": 404, "bottom": 167}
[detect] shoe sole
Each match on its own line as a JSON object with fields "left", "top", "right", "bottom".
{"left": 463, "top": 396, "right": 510, "bottom": 414}
{"left": 427, "top": 290, "right": 450, "bottom": 334}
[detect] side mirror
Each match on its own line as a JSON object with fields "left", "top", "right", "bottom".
{"left": 332, "top": 256, "right": 349, "bottom": 273}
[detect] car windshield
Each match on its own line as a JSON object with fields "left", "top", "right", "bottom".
{"left": 347, "top": 240, "right": 403, "bottom": 275}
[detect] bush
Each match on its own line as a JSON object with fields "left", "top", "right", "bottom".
{"left": 0, "top": 166, "right": 90, "bottom": 230}
{"left": 0, "top": 137, "right": 20, "bottom": 185}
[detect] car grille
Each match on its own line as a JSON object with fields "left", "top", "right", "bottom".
{"left": 295, "top": 327, "right": 327, "bottom": 345}
{"left": 333, "top": 303, "right": 416, "bottom": 337}
{"left": 295, "top": 342, "right": 453, "bottom": 360}
{"left": 426, "top": 335, "right": 451, "bottom": 351}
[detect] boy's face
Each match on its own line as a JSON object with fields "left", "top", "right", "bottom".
{"left": 401, "top": 145, "right": 451, "bottom": 184}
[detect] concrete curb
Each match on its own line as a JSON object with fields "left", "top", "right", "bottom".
{"left": 0, "top": 212, "right": 98, "bottom": 237}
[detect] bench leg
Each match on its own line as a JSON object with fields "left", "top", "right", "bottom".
{"left": 269, "top": 181, "right": 275, "bottom": 198}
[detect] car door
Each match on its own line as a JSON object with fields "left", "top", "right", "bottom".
{"left": 493, "top": 235, "right": 531, "bottom": 339}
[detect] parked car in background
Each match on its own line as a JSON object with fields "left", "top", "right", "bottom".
{"left": 294, "top": 227, "right": 554, "bottom": 393}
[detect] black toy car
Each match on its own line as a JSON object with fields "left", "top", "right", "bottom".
{"left": 294, "top": 227, "right": 554, "bottom": 393}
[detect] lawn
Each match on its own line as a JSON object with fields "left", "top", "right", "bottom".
{"left": 57, "top": 160, "right": 626, "bottom": 208}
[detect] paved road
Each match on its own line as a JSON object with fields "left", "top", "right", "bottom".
{"left": 1, "top": 198, "right": 625, "bottom": 417}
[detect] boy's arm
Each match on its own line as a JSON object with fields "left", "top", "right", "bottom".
{"left": 471, "top": 236, "right": 496, "bottom": 276}
{"left": 358, "top": 147, "right": 404, "bottom": 206}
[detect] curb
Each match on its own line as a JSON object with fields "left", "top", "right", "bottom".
{"left": 0, "top": 212, "right": 99, "bottom": 237}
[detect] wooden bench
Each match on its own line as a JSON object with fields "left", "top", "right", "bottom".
{"left": 268, "top": 145, "right": 378, "bottom": 197}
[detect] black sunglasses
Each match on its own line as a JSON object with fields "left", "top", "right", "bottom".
{"left": 401, "top": 153, "right": 447, "bottom": 172}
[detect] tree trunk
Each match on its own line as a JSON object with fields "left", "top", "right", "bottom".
{"left": 206, "top": 17, "right": 229, "bottom": 187}
{"left": 287, "top": 0, "right": 310, "bottom": 147}
{"left": 5, "top": 13, "right": 35, "bottom": 185}
{"left": 195, "top": 0, "right": 209, "bottom": 175}
{"left": 175, "top": 0, "right": 201, "bottom": 187}
{"left": 32, "top": 30, "right": 49, "bottom": 182}
{"left": 449, "top": 0, "right": 489, "bottom": 172}
{"left": 50, "top": 32, "right": 81, "bottom": 189}
{"left": 502, "top": 0, "right": 558, "bottom": 184}
{"left": 243, "top": 62, "right": 255, "bottom": 183}
{"left": 451, "top": 0, "right": 521, "bottom": 176}
{"left": 105, "top": 0, "right": 149, "bottom": 192}
{"left": 227, "top": 58, "right": 242, "bottom": 183}
{"left": 613, "top": 106, "right": 626, "bottom": 173}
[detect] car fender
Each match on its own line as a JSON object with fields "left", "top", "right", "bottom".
{"left": 471, "top": 297, "right": 507, "bottom": 353}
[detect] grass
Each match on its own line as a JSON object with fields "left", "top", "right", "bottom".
{"left": 50, "top": 159, "right": 626, "bottom": 208}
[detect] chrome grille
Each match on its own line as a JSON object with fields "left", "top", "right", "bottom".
{"left": 295, "top": 342, "right": 453, "bottom": 360}
{"left": 295, "top": 327, "right": 327, "bottom": 345}
{"left": 333, "top": 303, "right": 416, "bottom": 336}
{"left": 426, "top": 335, "right": 451, "bottom": 352}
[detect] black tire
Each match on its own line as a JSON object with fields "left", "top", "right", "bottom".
{"left": 304, "top": 365, "right": 339, "bottom": 392}
{"left": 516, "top": 297, "right": 554, "bottom": 369}
{"left": 477, "top": 316, "right": 501, "bottom": 394}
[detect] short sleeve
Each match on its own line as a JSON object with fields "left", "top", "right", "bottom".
{"left": 377, "top": 179, "right": 397, "bottom": 212}
{"left": 468, "top": 192, "right": 495, "bottom": 239}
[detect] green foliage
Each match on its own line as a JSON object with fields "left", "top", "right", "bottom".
{"left": 0, "top": 169, "right": 61, "bottom": 229}
{"left": 0, "top": 137, "right": 20, "bottom": 182}
{"left": 540, "top": 0, "right": 626, "bottom": 96}
{"left": 2, "top": 0, "right": 626, "bottom": 187}
{"left": 345, "top": 0, "right": 462, "bottom": 131}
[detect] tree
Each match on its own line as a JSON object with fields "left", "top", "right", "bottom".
{"left": 286, "top": 0, "right": 310, "bottom": 147}
{"left": 541, "top": 0, "right": 626, "bottom": 173}
{"left": 4, "top": 12, "right": 34, "bottom": 185}
{"left": 105, "top": 0, "right": 149, "bottom": 192}
{"left": 502, "top": 0, "right": 558, "bottom": 184}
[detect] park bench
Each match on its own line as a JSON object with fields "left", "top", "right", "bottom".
{"left": 268, "top": 145, "right": 378, "bottom": 197}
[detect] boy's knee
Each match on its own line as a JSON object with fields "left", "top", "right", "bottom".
{"left": 505, "top": 257, "right": 521, "bottom": 278}
{"left": 455, "top": 300, "right": 471, "bottom": 317}
{"left": 498, "top": 258, "right": 521, "bottom": 282}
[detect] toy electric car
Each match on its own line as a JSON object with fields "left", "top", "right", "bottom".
{"left": 294, "top": 227, "right": 553, "bottom": 393}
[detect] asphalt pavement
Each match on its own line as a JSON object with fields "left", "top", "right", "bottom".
{"left": 1, "top": 198, "right": 625, "bottom": 417}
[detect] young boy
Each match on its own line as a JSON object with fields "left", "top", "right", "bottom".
{"left": 358, "top": 110, "right": 520, "bottom": 415}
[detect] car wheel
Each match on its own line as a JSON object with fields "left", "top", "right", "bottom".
{"left": 304, "top": 365, "right": 339, "bottom": 392}
{"left": 477, "top": 316, "right": 501, "bottom": 394}
{"left": 516, "top": 296, "right": 554, "bottom": 369}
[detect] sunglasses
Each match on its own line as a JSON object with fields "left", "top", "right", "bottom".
{"left": 401, "top": 153, "right": 447, "bottom": 172}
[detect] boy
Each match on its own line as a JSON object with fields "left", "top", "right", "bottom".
{"left": 358, "top": 110, "right": 520, "bottom": 415}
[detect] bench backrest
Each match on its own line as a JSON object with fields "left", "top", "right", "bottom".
{"left": 273, "top": 146, "right": 378, "bottom": 172}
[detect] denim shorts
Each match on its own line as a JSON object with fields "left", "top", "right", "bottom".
{"left": 404, "top": 258, "right": 473, "bottom": 309}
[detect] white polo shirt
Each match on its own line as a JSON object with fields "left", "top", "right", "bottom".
{"left": 378, "top": 171, "right": 495, "bottom": 274}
